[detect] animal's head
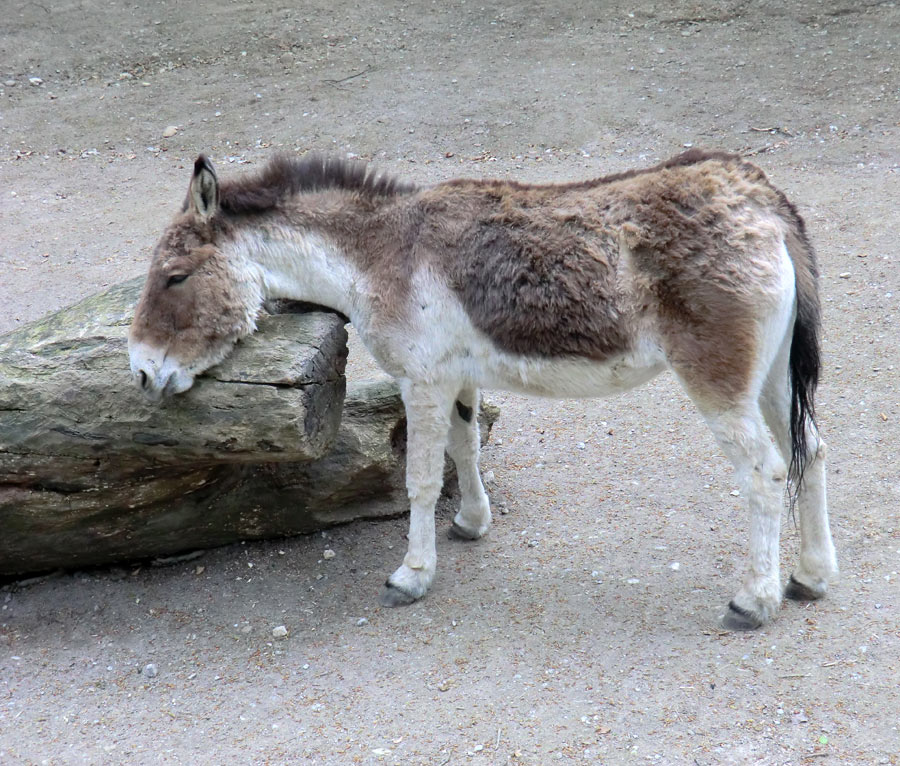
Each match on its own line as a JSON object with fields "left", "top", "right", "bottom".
{"left": 128, "top": 156, "right": 263, "bottom": 401}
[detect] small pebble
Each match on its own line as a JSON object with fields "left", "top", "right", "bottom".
{"left": 4, "top": 80, "right": 16, "bottom": 87}
{"left": 142, "top": 663, "right": 158, "bottom": 678}
{"left": 162, "top": 125, "right": 178, "bottom": 138}
{"left": 323, "top": 549, "right": 336, "bottom": 560}
{"left": 670, "top": 562, "right": 681, "bottom": 571}
{"left": 356, "top": 617, "right": 369, "bottom": 627}
{"left": 482, "top": 470, "right": 495, "bottom": 483}
{"left": 28, "top": 77, "right": 43, "bottom": 86}
{"left": 576, "top": 442, "right": 586, "bottom": 450}
{"left": 272, "top": 625, "right": 288, "bottom": 638}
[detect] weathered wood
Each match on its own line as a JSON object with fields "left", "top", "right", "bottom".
{"left": 0, "top": 279, "right": 499, "bottom": 576}
{"left": 0, "top": 379, "right": 410, "bottom": 575}
{"left": 0, "top": 278, "right": 348, "bottom": 468}
{"left": 0, "top": 279, "right": 353, "bottom": 574}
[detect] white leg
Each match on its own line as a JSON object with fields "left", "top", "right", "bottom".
{"left": 380, "top": 380, "right": 455, "bottom": 607}
{"left": 445, "top": 388, "right": 492, "bottom": 540}
{"left": 761, "top": 369, "right": 838, "bottom": 601}
{"left": 785, "top": 430, "right": 837, "bottom": 598}
{"left": 701, "top": 404, "right": 788, "bottom": 629}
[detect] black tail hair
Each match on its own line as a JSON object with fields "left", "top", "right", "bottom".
{"left": 785, "top": 210, "right": 821, "bottom": 498}
{"left": 788, "top": 297, "right": 820, "bottom": 491}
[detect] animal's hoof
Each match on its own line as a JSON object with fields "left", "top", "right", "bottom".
{"left": 448, "top": 520, "right": 481, "bottom": 540}
{"left": 720, "top": 601, "right": 763, "bottom": 631}
{"left": 379, "top": 581, "right": 419, "bottom": 608}
{"left": 784, "top": 574, "right": 824, "bottom": 601}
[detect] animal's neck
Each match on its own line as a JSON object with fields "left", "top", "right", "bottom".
{"left": 232, "top": 221, "right": 360, "bottom": 320}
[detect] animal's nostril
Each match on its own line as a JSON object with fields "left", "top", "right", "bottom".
{"left": 139, "top": 370, "right": 149, "bottom": 389}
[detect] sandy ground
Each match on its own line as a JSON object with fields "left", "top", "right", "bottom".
{"left": 1, "top": 1, "right": 899, "bottom": 763}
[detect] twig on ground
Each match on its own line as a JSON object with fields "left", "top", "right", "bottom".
{"left": 323, "top": 66, "right": 374, "bottom": 86}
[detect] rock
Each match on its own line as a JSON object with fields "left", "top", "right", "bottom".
{"left": 0, "top": 278, "right": 499, "bottom": 577}
{"left": 28, "top": 77, "right": 43, "bottom": 86}
{"left": 162, "top": 125, "right": 178, "bottom": 138}
{"left": 272, "top": 625, "right": 288, "bottom": 638}
{"left": 141, "top": 663, "right": 158, "bottom": 678}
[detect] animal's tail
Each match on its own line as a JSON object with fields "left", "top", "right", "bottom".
{"left": 781, "top": 199, "right": 822, "bottom": 494}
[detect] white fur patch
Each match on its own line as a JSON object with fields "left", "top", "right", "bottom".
{"left": 364, "top": 266, "right": 667, "bottom": 399}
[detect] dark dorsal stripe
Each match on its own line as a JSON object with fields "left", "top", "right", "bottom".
{"left": 594, "top": 148, "right": 746, "bottom": 185}
{"left": 218, "top": 154, "right": 418, "bottom": 215}
{"left": 440, "top": 148, "right": 748, "bottom": 195}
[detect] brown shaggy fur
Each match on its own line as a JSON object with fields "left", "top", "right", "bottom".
{"left": 131, "top": 149, "right": 828, "bottom": 621}
{"left": 142, "top": 149, "right": 818, "bottom": 410}
{"left": 402, "top": 151, "right": 814, "bottom": 404}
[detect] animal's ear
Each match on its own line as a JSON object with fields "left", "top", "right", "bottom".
{"left": 188, "top": 155, "right": 219, "bottom": 219}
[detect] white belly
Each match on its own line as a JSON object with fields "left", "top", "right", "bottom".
{"left": 474, "top": 342, "right": 667, "bottom": 399}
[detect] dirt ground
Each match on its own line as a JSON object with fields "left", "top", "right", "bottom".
{"left": 1, "top": 0, "right": 899, "bottom": 763}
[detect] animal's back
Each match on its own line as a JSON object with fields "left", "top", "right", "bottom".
{"left": 417, "top": 151, "right": 799, "bottom": 365}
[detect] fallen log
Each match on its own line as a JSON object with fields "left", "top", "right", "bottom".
{"left": 0, "top": 279, "right": 499, "bottom": 576}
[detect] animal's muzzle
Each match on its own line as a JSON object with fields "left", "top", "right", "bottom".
{"left": 133, "top": 366, "right": 169, "bottom": 402}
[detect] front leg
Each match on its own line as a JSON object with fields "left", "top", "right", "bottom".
{"left": 380, "top": 380, "right": 455, "bottom": 607}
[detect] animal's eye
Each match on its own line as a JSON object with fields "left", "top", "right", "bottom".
{"left": 166, "top": 274, "right": 189, "bottom": 288}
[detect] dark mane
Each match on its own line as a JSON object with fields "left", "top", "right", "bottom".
{"left": 217, "top": 154, "right": 418, "bottom": 215}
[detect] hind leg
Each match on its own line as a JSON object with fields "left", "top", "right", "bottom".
{"left": 696, "top": 402, "right": 790, "bottom": 630}
{"left": 445, "top": 388, "right": 492, "bottom": 540}
{"left": 760, "top": 345, "right": 838, "bottom": 601}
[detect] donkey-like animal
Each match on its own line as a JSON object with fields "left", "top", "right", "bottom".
{"left": 129, "top": 150, "right": 838, "bottom": 630}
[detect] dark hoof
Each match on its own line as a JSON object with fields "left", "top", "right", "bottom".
{"left": 784, "top": 574, "right": 823, "bottom": 601}
{"left": 447, "top": 521, "right": 480, "bottom": 541}
{"left": 720, "top": 601, "right": 763, "bottom": 631}
{"left": 379, "top": 581, "right": 418, "bottom": 608}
